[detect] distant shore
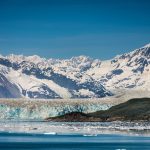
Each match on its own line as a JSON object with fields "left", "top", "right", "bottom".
{"left": 46, "top": 98, "right": 150, "bottom": 122}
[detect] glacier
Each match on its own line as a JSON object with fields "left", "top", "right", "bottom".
{"left": 0, "top": 99, "right": 113, "bottom": 120}
{"left": 0, "top": 89, "right": 150, "bottom": 120}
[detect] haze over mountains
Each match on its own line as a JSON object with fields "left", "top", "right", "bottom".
{"left": 0, "top": 44, "right": 150, "bottom": 99}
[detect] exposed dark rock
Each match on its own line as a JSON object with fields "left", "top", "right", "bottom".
{"left": 45, "top": 112, "right": 102, "bottom": 122}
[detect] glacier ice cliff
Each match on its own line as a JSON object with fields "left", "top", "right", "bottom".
{"left": 0, "top": 89, "right": 150, "bottom": 120}
{"left": 0, "top": 98, "right": 116, "bottom": 120}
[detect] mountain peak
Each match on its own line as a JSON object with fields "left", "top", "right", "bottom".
{"left": 143, "top": 43, "right": 150, "bottom": 48}
{"left": 70, "top": 55, "right": 92, "bottom": 63}
{"left": 6, "top": 54, "right": 25, "bottom": 62}
{"left": 6, "top": 54, "right": 46, "bottom": 64}
{"left": 25, "top": 55, "right": 46, "bottom": 63}
{"left": 0, "top": 54, "right": 4, "bottom": 58}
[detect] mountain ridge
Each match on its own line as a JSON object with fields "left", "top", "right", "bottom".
{"left": 0, "top": 43, "right": 150, "bottom": 99}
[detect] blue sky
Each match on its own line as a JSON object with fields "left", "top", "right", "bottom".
{"left": 0, "top": 0, "right": 150, "bottom": 59}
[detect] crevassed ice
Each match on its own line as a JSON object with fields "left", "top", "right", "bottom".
{"left": 0, "top": 103, "right": 112, "bottom": 120}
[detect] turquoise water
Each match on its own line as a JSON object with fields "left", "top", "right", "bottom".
{"left": 0, "top": 132, "right": 150, "bottom": 150}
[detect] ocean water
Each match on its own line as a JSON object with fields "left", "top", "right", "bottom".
{"left": 0, "top": 121, "right": 150, "bottom": 150}
{"left": 0, "top": 132, "right": 150, "bottom": 150}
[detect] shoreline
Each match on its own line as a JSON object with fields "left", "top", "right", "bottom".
{"left": 0, "top": 120, "right": 150, "bottom": 136}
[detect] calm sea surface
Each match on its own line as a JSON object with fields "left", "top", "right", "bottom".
{"left": 0, "top": 132, "right": 150, "bottom": 150}
{"left": 0, "top": 121, "right": 150, "bottom": 150}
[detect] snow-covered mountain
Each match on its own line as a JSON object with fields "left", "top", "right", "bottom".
{"left": 0, "top": 43, "right": 150, "bottom": 99}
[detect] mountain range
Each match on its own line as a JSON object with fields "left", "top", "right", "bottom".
{"left": 0, "top": 43, "right": 150, "bottom": 99}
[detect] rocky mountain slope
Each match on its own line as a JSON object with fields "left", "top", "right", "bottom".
{"left": 0, "top": 43, "right": 150, "bottom": 99}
